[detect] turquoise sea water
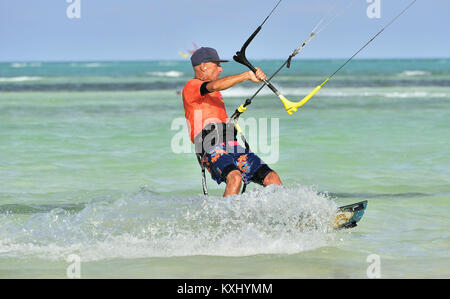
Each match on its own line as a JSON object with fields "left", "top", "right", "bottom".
{"left": 0, "top": 59, "right": 449, "bottom": 278}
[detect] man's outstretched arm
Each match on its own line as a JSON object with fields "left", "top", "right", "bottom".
{"left": 206, "top": 68, "right": 266, "bottom": 92}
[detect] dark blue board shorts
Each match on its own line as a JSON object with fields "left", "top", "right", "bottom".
{"left": 201, "top": 141, "right": 274, "bottom": 185}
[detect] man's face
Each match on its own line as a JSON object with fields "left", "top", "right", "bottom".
{"left": 202, "top": 61, "right": 223, "bottom": 81}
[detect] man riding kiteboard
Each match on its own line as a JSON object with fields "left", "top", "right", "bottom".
{"left": 182, "top": 47, "right": 282, "bottom": 197}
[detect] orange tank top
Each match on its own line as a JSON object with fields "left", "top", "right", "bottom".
{"left": 182, "top": 79, "right": 229, "bottom": 143}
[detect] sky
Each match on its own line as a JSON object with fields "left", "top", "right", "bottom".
{"left": 0, "top": 0, "right": 449, "bottom": 62}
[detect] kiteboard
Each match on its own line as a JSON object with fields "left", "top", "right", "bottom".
{"left": 333, "top": 200, "right": 368, "bottom": 230}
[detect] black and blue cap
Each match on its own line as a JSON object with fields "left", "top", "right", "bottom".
{"left": 190, "top": 47, "right": 229, "bottom": 67}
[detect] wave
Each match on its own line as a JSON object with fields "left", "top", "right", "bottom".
{"left": 0, "top": 76, "right": 43, "bottom": 82}
{"left": 10, "top": 62, "right": 41, "bottom": 68}
{"left": 383, "top": 91, "right": 447, "bottom": 98}
{"left": 85, "top": 63, "right": 101, "bottom": 68}
{"left": 70, "top": 63, "right": 102, "bottom": 68}
{"left": 222, "top": 87, "right": 450, "bottom": 99}
{"left": 0, "top": 185, "right": 339, "bottom": 261}
{"left": 397, "top": 70, "right": 432, "bottom": 77}
{"left": 0, "top": 82, "right": 184, "bottom": 92}
{"left": 147, "top": 71, "right": 184, "bottom": 78}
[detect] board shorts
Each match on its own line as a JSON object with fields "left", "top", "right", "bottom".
{"left": 200, "top": 141, "right": 274, "bottom": 185}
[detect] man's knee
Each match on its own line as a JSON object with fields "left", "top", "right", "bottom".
{"left": 263, "top": 171, "right": 282, "bottom": 186}
{"left": 226, "top": 169, "right": 242, "bottom": 186}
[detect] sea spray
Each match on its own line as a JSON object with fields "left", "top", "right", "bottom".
{"left": 0, "top": 186, "right": 339, "bottom": 261}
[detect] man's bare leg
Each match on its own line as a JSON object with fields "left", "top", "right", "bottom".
{"left": 263, "top": 171, "right": 282, "bottom": 187}
{"left": 224, "top": 170, "right": 281, "bottom": 197}
{"left": 223, "top": 170, "right": 242, "bottom": 197}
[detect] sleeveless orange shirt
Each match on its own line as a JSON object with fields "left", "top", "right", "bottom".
{"left": 182, "top": 79, "right": 229, "bottom": 143}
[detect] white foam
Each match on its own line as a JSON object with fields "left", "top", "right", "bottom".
{"left": 0, "top": 76, "right": 43, "bottom": 82}
{"left": 222, "top": 87, "right": 449, "bottom": 99}
{"left": 10, "top": 63, "right": 41, "bottom": 68}
{"left": 0, "top": 186, "right": 339, "bottom": 262}
{"left": 84, "top": 63, "right": 101, "bottom": 68}
{"left": 384, "top": 91, "right": 428, "bottom": 98}
{"left": 398, "top": 70, "right": 432, "bottom": 77}
{"left": 147, "top": 71, "right": 184, "bottom": 78}
{"left": 10, "top": 63, "right": 27, "bottom": 68}
{"left": 70, "top": 63, "right": 102, "bottom": 68}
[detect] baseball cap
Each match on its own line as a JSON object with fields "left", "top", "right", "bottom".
{"left": 190, "top": 47, "right": 229, "bottom": 67}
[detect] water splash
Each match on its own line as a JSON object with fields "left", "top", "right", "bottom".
{"left": 0, "top": 185, "right": 340, "bottom": 261}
